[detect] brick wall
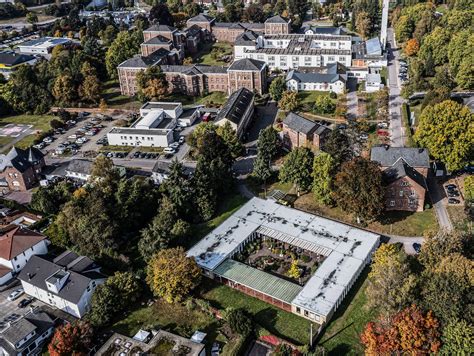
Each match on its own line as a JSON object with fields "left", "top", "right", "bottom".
{"left": 385, "top": 176, "right": 426, "bottom": 212}
{"left": 265, "top": 23, "right": 290, "bottom": 35}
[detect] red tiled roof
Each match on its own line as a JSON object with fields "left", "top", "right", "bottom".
{"left": 0, "top": 226, "right": 46, "bottom": 260}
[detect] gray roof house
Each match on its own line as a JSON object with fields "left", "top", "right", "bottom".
{"left": 17, "top": 252, "right": 106, "bottom": 318}
{"left": 0, "top": 310, "right": 54, "bottom": 355}
{"left": 265, "top": 15, "right": 289, "bottom": 24}
{"left": 370, "top": 147, "right": 430, "bottom": 170}
{"left": 286, "top": 63, "right": 347, "bottom": 94}
{"left": 282, "top": 112, "right": 331, "bottom": 150}
{"left": 383, "top": 158, "right": 427, "bottom": 188}
{"left": 215, "top": 88, "right": 255, "bottom": 138}
{"left": 228, "top": 58, "right": 266, "bottom": 72}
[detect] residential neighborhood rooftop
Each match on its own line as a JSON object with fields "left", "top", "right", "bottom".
{"left": 370, "top": 147, "right": 430, "bottom": 168}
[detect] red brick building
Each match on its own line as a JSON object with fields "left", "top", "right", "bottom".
{"left": 282, "top": 112, "right": 331, "bottom": 151}
{"left": 0, "top": 147, "right": 45, "bottom": 192}
{"left": 371, "top": 147, "right": 430, "bottom": 212}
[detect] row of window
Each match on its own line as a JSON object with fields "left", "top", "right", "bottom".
{"left": 119, "top": 136, "right": 155, "bottom": 141}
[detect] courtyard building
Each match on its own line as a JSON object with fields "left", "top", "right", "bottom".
{"left": 282, "top": 112, "right": 332, "bottom": 151}
{"left": 215, "top": 88, "right": 255, "bottom": 139}
{"left": 187, "top": 197, "right": 380, "bottom": 325}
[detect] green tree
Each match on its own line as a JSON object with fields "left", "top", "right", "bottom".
{"left": 441, "top": 319, "right": 474, "bottom": 355}
{"left": 418, "top": 27, "right": 450, "bottom": 67}
{"left": 333, "top": 157, "right": 384, "bottom": 221}
{"left": 52, "top": 73, "right": 76, "bottom": 106}
{"left": 136, "top": 66, "right": 168, "bottom": 102}
{"left": 394, "top": 15, "right": 414, "bottom": 43}
{"left": 414, "top": 100, "right": 474, "bottom": 171}
{"left": 26, "top": 12, "right": 38, "bottom": 24}
{"left": 418, "top": 231, "right": 467, "bottom": 269}
{"left": 216, "top": 121, "right": 243, "bottom": 159}
{"left": 314, "top": 95, "right": 336, "bottom": 114}
{"left": 279, "top": 147, "right": 314, "bottom": 196}
{"left": 253, "top": 126, "right": 279, "bottom": 183}
{"left": 269, "top": 76, "right": 287, "bottom": 101}
{"left": 447, "top": 30, "right": 472, "bottom": 76}
{"left": 98, "top": 25, "right": 118, "bottom": 46}
{"left": 312, "top": 152, "right": 335, "bottom": 205}
{"left": 146, "top": 247, "right": 201, "bottom": 303}
{"left": 105, "top": 31, "right": 142, "bottom": 78}
{"left": 30, "top": 181, "right": 73, "bottom": 215}
{"left": 355, "top": 11, "right": 371, "bottom": 39}
{"left": 323, "top": 129, "right": 352, "bottom": 167}
{"left": 278, "top": 91, "right": 299, "bottom": 111}
{"left": 225, "top": 308, "right": 253, "bottom": 336}
{"left": 456, "top": 56, "right": 474, "bottom": 90}
{"left": 161, "top": 160, "right": 194, "bottom": 217}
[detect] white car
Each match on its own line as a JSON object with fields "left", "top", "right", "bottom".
{"left": 163, "top": 147, "right": 176, "bottom": 154}
{"left": 43, "top": 137, "right": 53, "bottom": 143}
{"left": 7, "top": 288, "right": 24, "bottom": 301}
{"left": 178, "top": 136, "right": 185, "bottom": 144}
{"left": 170, "top": 142, "right": 180, "bottom": 149}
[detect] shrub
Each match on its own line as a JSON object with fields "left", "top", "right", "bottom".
{"left": 225, "top": 308, "right": 253, "bottom": 336}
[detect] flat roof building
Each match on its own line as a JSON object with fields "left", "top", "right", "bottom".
{"left": 187, "top": 197, "right": 380, "bottom": 325}
{"left": 17, "top": 37, "right": 74, "bottom": 55}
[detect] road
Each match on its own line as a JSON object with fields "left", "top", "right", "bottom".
{"left": 386, "top": 28, "right": 405, "bottom": 148}
{"left": 387, "top": 235, "right": 423, "bottom": 255}
{"left": 427, "top": 178, "right": 453, "bottom": 231}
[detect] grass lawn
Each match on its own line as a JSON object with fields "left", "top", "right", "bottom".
{"left": 317, "top": 269, "right": 375, "bottom": 355}
{"left": 295, "top": 193, "right": 437, "bottom": 236}
{"left": 447, "top": 205, "right": 472, "bottom": 233}
{"left": 297, "top": 91, "right": 334, "bottom": 105}
{"left": 199, "top": 278, "right": 317, "bottom": 345}
{"left": 194, "top": 42, "right": 233, "bottom": 66}
{"left": 187, "top": 193, "right": 249, "bottom": 249}
{"left": 0, "top": 114, "right": 55, "bottom": 151}
{"left": 100, "top": 145, "right": 134, "bottom": 152}
{"left": 101, "top": 80, "right": 142, "bottom": 110}
{"left": 246, "top": 175, "right": 293, "bottom": 198}
{"left": 195, "top": 91, "right": 227, "bottom": 106}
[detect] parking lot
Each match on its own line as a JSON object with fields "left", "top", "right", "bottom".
{"left": 0, "top": 284, "right": 45, "bottom": 331}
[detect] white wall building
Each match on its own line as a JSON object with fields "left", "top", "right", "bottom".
{"left": 234, "top": 33, "right": 353, "bottom": 70}
{"left": 17, "top": 37, "right": 74, "bottom": 55}
{"left": 18, "top": 251, "right": 106, "bottom": 318}
{"left": 366, "top": 73, "right": 384, "bottom": 92}
{"left": 0, "top": 226, "right": 49, "bottom": 286}
{"left": 286, "top": 63, "right": 347, "bottom": 94}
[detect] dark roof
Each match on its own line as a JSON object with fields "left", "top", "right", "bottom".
{"left": 214, "top": 22, "right": 264, "bottom": 30}
{"left": 286, "top": 70, "right": 345, "bottom": 84}
{"left": 229, "top": 58, "right": 266, "bottom": 71}
{"left": 152, "top": 161, "right": 195, "bottom": 176}
{"left": 18, "top": 254, "right": 106, "bottom": 304}
{"left": 0, "top": 311, "right": 54, "bottom": 353}
{"left": 216, "top": 88, "right": 254, "bottom": 126}
{"left": 145, "top": 24, "right": 177, "bottom": 32}
{"left": 161, "top": 64, "right": 228, "bottom": 74}
{"left": 187, "top": 13, "right": 215, "bottom": 23}
{"left": 53, "top": 250, "right": 98, "bottom": 273}
{"left": 118, "top": 50, "right": 170, "bottom": 68}
{"left": 142, "top": 35, "right": 172, "bottom": 45}
{"left": 265, "top": 15, "right": 289, "bottom": 24}
{"left": 371, "top": 147, "right": 430, "bottom": 168}
{"left": 235, "top": 30, "right": 261, "bottom": 45}
{"left": 306, "top": 26, "right": 346, "bottom": 35}
{"left": 66, "top": 159, "right": 92, "bottom": 176}
{"left": 383, "top": 158, "right": 427, "bottom": 188}
{"left": 0, "top": 147, "right": 44, "bottom": 173}
{"left": 0, "top": 226, "right": 46, "bottom": 260}
{"left": 283, "top": 112, "right": 318, "bottom": 134}
{"left": 185, "top": 24, "right": 202, "bottom": 36}
{"left": 0, "top": 51, "right": 35, "bottom": 67}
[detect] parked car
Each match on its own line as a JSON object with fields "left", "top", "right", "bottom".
{"left": 412, "top": 243, "right": 421, "bottom": 254}
{"left": 178, "top": 136, "right": 185, "bottom": 144}
{"left": 164, "top": 147, "right": 176, "bottom": 154}
{"left": 445, "top": 184, "right": 457, "bottom": 190}
{"left": 359, "top": 134, "right": 369, "bottom": 140}
{"left": 17, "top": 297, "right": 34, "bottom": 308}
{"left": 448, "top": 198, "right": 460, "bottom": 204}
{"left": 7, "top": 288, "right": 24, "bottom": 301}
{"left": 211, "top": 343, "right": 220, "bottom": 356}
{"left": 33, "top": 142, "right": 46, "bottom": 149}
{"left": 170, "top": 142, "right": 180, "bottom": 149}
{"left": 448, "top": 191, "right": 460, "bottom": 197}
{"left": 133, "top": 151, "right": 141, "bottom": 158}
{"left": 43, "top": 136, "right": 53, "bottom": 143}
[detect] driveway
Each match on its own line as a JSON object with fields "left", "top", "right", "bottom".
{"left": 386, "top": 28, "right": 406, "bottom": 147}
{"left": 427, "top": 178, "right": 453, "bottom": 231}
{"left": 388, "top": 235, "right": 424, "bottom": 255}
{"left": 346, "top": 78, "right": 358, "bottom": 120}
{"left": 246, "top": 102, "right": 278, "bottom": 145}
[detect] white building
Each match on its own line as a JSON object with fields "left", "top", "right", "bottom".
{"left": 18, "top": 251, "right": 106, "bottom": 318}
{"left": 65, "top": 159, "right": 126, "bottom": 181}
{"left": 107, "top": 102, "right": 199, "bottom": 148}
{"left": 0, "top": 310, "right": 55, "bottom": 355}
{"left": 286, "top": 63, "right": 347, "bottom": 94}
{"left": 0, "top": 226, "right": 49, "bottom": 286}
{"left": 187, "top": 197, "right": 380, "bottom": 325}
{"left": 365, "top": 73, "right": 384, "bottom": 92}
{"left": 234, "top": 33, "right": 353, "bottom": 70}
{"left": 17, "top": 37, "right": 74, "bottom": 55}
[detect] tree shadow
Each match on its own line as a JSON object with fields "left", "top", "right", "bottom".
{"left": 328, "top": 343, "right": 352, "bottom": 356}
{"left": 376, "top": 210, "right": 416, "bottom": 226}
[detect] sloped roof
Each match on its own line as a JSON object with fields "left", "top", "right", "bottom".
{"left": 0, "top": 52, "right": 35, "bottom": 67}
{"left": 145, "top": 24, "right": 177, "bottom": 32}
{"left": 66, "top": 159, "right": 92, "bottom": 176}
{"left": 235, "top": 30, "right": 261, "bottom": 45}
{"left": 0, "top": 226, "right": 46, "bottom": 260}
{"left": 286, "top": 70, "right": 345, "bottom": 84}
{"left": 283, "top": 112, "right": 318, "bottom": 134}
{"left": 187, "top": 13, "right": 215, "bottom": 23}
{"left": 383, "top": 158, "right": 427, "bottom": 188}
{"left": 142, "top": 35, "right": 172, "bottom": 45}
{"left": 161, "top": 64, "right": 228, "bottom": 75}
{"left": 118, "top": 50, "right": 170, "bottom": 68}
{"left": 228, "top": 58, "right": 266, "bottom": 71}
{"left": 53, "top": 250, "right": 97, "bottom": 273}
{"left": 0, "top": 147, "right": 44, "bottom": 173}
{"left": 216, "top": 88, "right": 254, "bottom": 126}
{"left": 370, "top": 147, "right": 430, "bottom": 168}
{"left": 265, "top": 15, "right": 289, "bottom": 24}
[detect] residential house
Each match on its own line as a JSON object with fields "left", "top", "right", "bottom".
{"left": 215, "top": 88, "right": 255, "bottom": 139}
{"left": 151, "top": 161, "right": 195, "bottom": 185}
{"left": 18, "top": 251, "right": 107, "bottom": 318}
{"left": 0, "top": 310, "right": 55, "bottom": 356}
{"left": 286, "top": 62, "right": 347, "bottom": 94}
{"left": 0, "top": 226, "right": 49, "bottom": 285}
{"left": 0, "top": 52, "right": 36, "bottom": 80}
{"left": 282, "top": 112, "right": 331, "bottom": 151}
{"left": 0, "top": 147, "right": 45, "bottom": 192}
{"left": 371, "top": 146, "right": 430, "bottom": 212}
{"left": 65, "top": 159, "right": 93, "bottom": 181}
{"left": 365, "top": 73, "right": 383, "bottom": 92}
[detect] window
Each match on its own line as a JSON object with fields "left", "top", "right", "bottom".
{"left": 401, "top": 181, "right": 409, "bottom": 186}
{"left": 304, "top": 310, "right": 309, "bottom": 317}
{"left": 296, "top": 307, "right": 301, "bottom": 313}
{"left": 390, "top": 200, "right": 395, "bottom": 207}
{"left": 399, "top": 190, "right": 404, "bottom": 197}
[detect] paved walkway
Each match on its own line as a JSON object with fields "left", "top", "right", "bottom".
{"left": 386, "top": 28, "right": 406, "bottom": 147}
{"left": 427, "top": 178, "right": 453, "bottom": 231}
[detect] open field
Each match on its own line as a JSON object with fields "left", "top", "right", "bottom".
{"left": 199, "top": 278, "right": 317, "bottom": 345}
{"left": 101, "top": 80, "right": 142, "bottom": 110}
{"left": 193, "top": 42, "right": 233, "bottom": 67}
{"left": 317, "top": 269, "right": 375, "bottom": 355}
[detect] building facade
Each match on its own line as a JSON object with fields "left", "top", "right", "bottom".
{"left": 286, "top": 63, "right": 347, "bottom": 94}
{"left": 0, "top": 147, "right": 45, "bottom": 192}
{"left": 282, "top": 112, "right": 331, "bottom": 151}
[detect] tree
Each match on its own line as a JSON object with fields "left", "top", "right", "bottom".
{"left": 99, "top": 25, "right": 118, "bottom": 46}
{"left": 456, "top": 56, "right": 474, "bottom": 90}
{"left": 269, "top": 76, "right": 286, "bottom": 101}
{"left": 48, "top": 321, "right": 93, "bottom": 356}
{"left": 314, "top": 95, "right": 336, "bottom": 114}
{"left": 161, "top": 160, "right": 194, "bottom": 217}
{"left": 30, "top": 181, "right": 73, "bottom": 215}
{"left": 184, "top": 2, "right": 201, "bottom": 17}
{"left": 441, "top": 319, "right": 474, "bottom": 355}
{"left": 146, "top": 247, "right": 201, "bottom": 303}
{"left": 447, "top": 29, "right": 472, "bottom": 77}
{"left": 89, "top": 272, "right": 141, "bottom": 326}
{"left": 418, "top": 27, "right": 450, "bottom": 67}
{"left": 136, "top": 66, "right": 168, "bottom": 102}
{"left": 149, "top": 3, "right": 174, "bottom": 26}
{"left": 355, "top": 11, "right": 371, "bottom": 39}
{"left": 312, "top": 152, "right": 335, "bottom": 205}
{"left": 287, "top": 260, "right": 301, "bottom": 279}
{"left": 323, "top": 129, "right": 352, "bottom": 167}
{"left": 226, "top": 308, "right": 253, "bottom": 336}
{"left": 26, "top": 11, "right": 38, "bottom": 24}
{"left": 105, "top": 31, "right": 142, "bottom": 78}
{"left": 279, "top": 147, "right": 314, "bottom": 196}
{"left": 278, "top": 91, "right": 299, "bottom": 111}
{"left": 253, "top": 126, "right": 279, "bottom": 183}
{"left": 361, "top": 305, "right": 441, "bottom": 355}
{"left": 244, "top": 3, "right": 264, "bottom": 22}
{"left": 90, "top": 155, "right": 121, "bottom": 193}
{"left": 394, "top": 15, "right": 414, "bottom": 43}
{"left": 414, "top": 100, "right": 474, "bottom": 171}
{"left": 52, "top": 73, "right": 76, "bottom": 106}
{"left": 366, "top": 244, "right": 417, "bottom": 316}
{"left": 333, "top": 157, "right": 384, "bottom": 221}
{"left": 216, "top": 121, "right": 243, "bottom": 159}
{"left": 418, "top": 230, "right": 467, "bottom": 269}
{"left": 404, "top": 38, "right": 419, "bottom": 57}
{"left": 79, "top": 74, "right": 101, "bottom": 104}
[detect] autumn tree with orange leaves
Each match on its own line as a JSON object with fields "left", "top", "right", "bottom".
{"left": 361, "top": 305, "right": 441, "bottom": 355}
{"left": 48, "top": 321, "right": 93, "bottom": 356}
{"left": 405, "top": 38, "right": 420, "bottom": 57}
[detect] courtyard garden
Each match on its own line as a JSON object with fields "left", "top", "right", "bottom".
{"left": 234, "top": 238, "right": 326, "bottom": 285}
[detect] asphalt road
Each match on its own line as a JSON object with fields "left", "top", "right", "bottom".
{"left": 427, "top": 178, "right": 453, "bottom": 231}
{"left": 386, "top": 28, "right": 406, "bottom": 148}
